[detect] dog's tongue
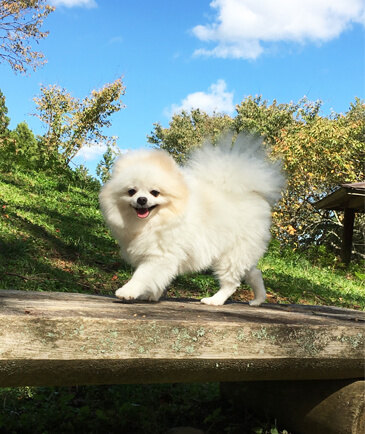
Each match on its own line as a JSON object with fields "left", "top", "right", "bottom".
{"left": 137, "top": 208, "right": 150, "bottom": 219}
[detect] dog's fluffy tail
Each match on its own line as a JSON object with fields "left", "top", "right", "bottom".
{"left": 186, "top": 132, "right": 285, "bottom": 205}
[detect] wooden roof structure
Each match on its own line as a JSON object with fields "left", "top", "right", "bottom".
{"left": 314, "top": 182, "right": 365, "bottom": 213}
{"left": 314, "top": 182, "right": 365, "bottom": 264}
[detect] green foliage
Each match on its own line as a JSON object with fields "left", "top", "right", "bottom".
{"left": 0, "top": 80, "right": 125, "bottom": 179}
{"left": 271, "top": 98, "right": 364, "bottom": 253}
{"left": 0, "top": 89, "right": 12, "bottom": 170}
{"left": 0, "top": 89, "right": 10, "bottom": 134}
{"left": 148, "top": 108, "right": 233, "bottom": 163}
{"left": 12, "top": 121, "right": 37, "bottom": 149}
{"left": 148, "top": 96, "right": 365, "bottom": 260}
{"left": 233, "top": 95, "right": 301, "bottom": 145}
{"left": 0, "top": 89, "right": 48, "bottom": 173}
{"left": 0, "top": 383, "right": 290, "bottom": 434}
{"left": 252, "top": 424, "right": 289, "bottom": 434}
{"left": 8, "top": 121, "right": 42, "bottom": 169}
{"left": 96, "top": 144, "right": 121, "bottom": 183}
{"left": 33, "top": 78, "right": 125, "bottom": 170}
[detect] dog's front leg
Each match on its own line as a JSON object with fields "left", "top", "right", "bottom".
{"left": 115, "top": 260, "right": 178, "bottom": 302}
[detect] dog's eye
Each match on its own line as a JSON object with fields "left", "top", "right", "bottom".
{"left": 150, "top": 190, "right": 160, "bottom": 197}
{"left": 128, "top": 188, "right": 137, "bottom": 197}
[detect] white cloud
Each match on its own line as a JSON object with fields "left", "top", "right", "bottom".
{"left": 50, "top": 0, "right": 97, "bottom": 8}
{"left": 168, "top": 79, "right": 235, "bottom": 117}
{"left": 73, "top": 143, "right": 108, "bottom": 162}
{"left": 192, "top": 0, "right": 365, "bottom": 59}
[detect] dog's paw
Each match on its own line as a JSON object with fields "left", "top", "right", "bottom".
{"left": 115, "top": 282, "right": 160, "bottom": 302}
{"left": 115, "top": 286, "right": 136, "bottom": 301}
{"left": 249, "top": 297, "right": 265, "bottom": 307}
{"left": 137, "top": 292, "right": 160, "bottom": 302}
{"left": 115, "top": 281, "right": 143, "bottom": 301}
{"left": 201, "top": 295, "right": 226, "bottom": 306}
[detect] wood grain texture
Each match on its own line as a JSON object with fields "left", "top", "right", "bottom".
{"left": 0, "top": 290, "right": 364, "bottom": 386}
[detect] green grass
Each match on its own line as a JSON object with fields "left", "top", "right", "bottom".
{"left": 1, "top": 169, "right": 363, "bottom": 308}
{"left": 259, "top": 244, "right": 364, "bottom": 309}
{"left": 0, "top": 168, "right": 363, "bottom": 433}
{"left": 0, "top": 170, "right": 132, "bottom": 294}
{"left": 0, "top": 383, "right": 288, "bottom": 434}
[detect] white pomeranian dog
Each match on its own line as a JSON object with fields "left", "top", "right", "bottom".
{"left": 99, "top": 133, "right": 284, "bottom": 306}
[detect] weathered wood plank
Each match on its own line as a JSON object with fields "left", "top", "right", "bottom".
{"left": 0, "top": 290, "right": 364, "bottom": 387}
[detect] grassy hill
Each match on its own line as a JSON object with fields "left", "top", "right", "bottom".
{"left": 0, "top": 168, "right": 364, "bottom": 433}
{"left": 0, "top": 168, "right": 363, "bottom": 309}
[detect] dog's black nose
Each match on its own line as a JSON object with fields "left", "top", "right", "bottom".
{"left": 137, "top": 197, "right": 148, "bottom": 206}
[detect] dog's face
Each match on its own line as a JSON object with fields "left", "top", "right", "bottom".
{"left": 122, "top": 183, "right": 167, "bottom": 220}
{"left": 101, "top": 149, "right": 189, "bottom": 226}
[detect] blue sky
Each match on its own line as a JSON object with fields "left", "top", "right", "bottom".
{"left": 1, "top": 0, "right": 364, "bottom": 176}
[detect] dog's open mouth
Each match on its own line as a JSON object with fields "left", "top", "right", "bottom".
{"left": 135, "top": 205, "right": 157, "bottom": 219}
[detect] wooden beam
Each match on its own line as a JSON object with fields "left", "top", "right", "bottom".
{"left": 313, "top": 184, "right": 365, "bottom": 213}
{"left": 0, "top": 290, "right": 364, "bottom": 387}
{"left": 341, "top": 207, "right": 356, "bottom": 265}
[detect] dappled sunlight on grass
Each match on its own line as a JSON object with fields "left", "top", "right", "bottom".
{"left": 0, "top": 170, "right": 130, "bottom": 294}
{"left": 259, "top": 249, "right": 364, "bottom": 309}
{"left": 1, "top": 168, "right": 364, "bottom": 309}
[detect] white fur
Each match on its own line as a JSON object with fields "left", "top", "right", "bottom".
{"left": 99, "top": 133, "right": 284, "bottom": 306}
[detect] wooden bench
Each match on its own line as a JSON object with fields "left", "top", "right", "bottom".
{"left": 1, "top": 290, "right": 364, "bottom": 433}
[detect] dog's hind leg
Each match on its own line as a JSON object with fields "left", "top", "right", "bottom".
{"left": 200, "top": 259, "right": 266, "bottom": 306}
{"left": 200, "top": 282, "right": 239, "bottom": 306}
{"left": 201, "top": 256, "right": 242, "bottom": 306}
{"left": 245, "top": 267, "right": 266, "bottom": 306}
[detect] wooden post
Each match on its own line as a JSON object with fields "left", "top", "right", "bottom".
{"left": 341, "top": 208, "right": 355, "bottom": 265}
{"left": 221, "top": 379, "right": 365, "bottom": 434}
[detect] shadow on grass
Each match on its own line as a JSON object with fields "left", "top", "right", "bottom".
{"left": 264, "top": 269, "right": 364, "bottom": 309}
{"left": 0, "top": 206, "right": 131, "bottom": 294}
{"left": 1, "top": 170, "right": 363, "bottom": 309}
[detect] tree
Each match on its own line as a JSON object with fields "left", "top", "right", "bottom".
{"left": 0, "top": 90, "right": 10, "bottom": 134}
{"left": 148, "top": 97, "right": 365, "bottom": 260}
{"left": 96, "top": 144, "right": 121, "bottom": 183}
{"left": 9, "top": 121, "right": 40, "bottom": 169}
{"left": 0, "top": 88, "right": 10, "bottom": 134}
{"left": 271, "top": 99, "right": 364, "bottom": 252}
{"left": 0, "top": 115, "right": 44, "bottom": 171}
{"left": 33, "top": 78, "right": 126, "bottom": 169}
{"left": 0, "top": 0, "right": 55, "bottom": 74}
{"left": 0, "top": 89, "right": 11, "bottom": 169}
{"left": 148, "top": 109, "right": 233, "bottom": 164}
